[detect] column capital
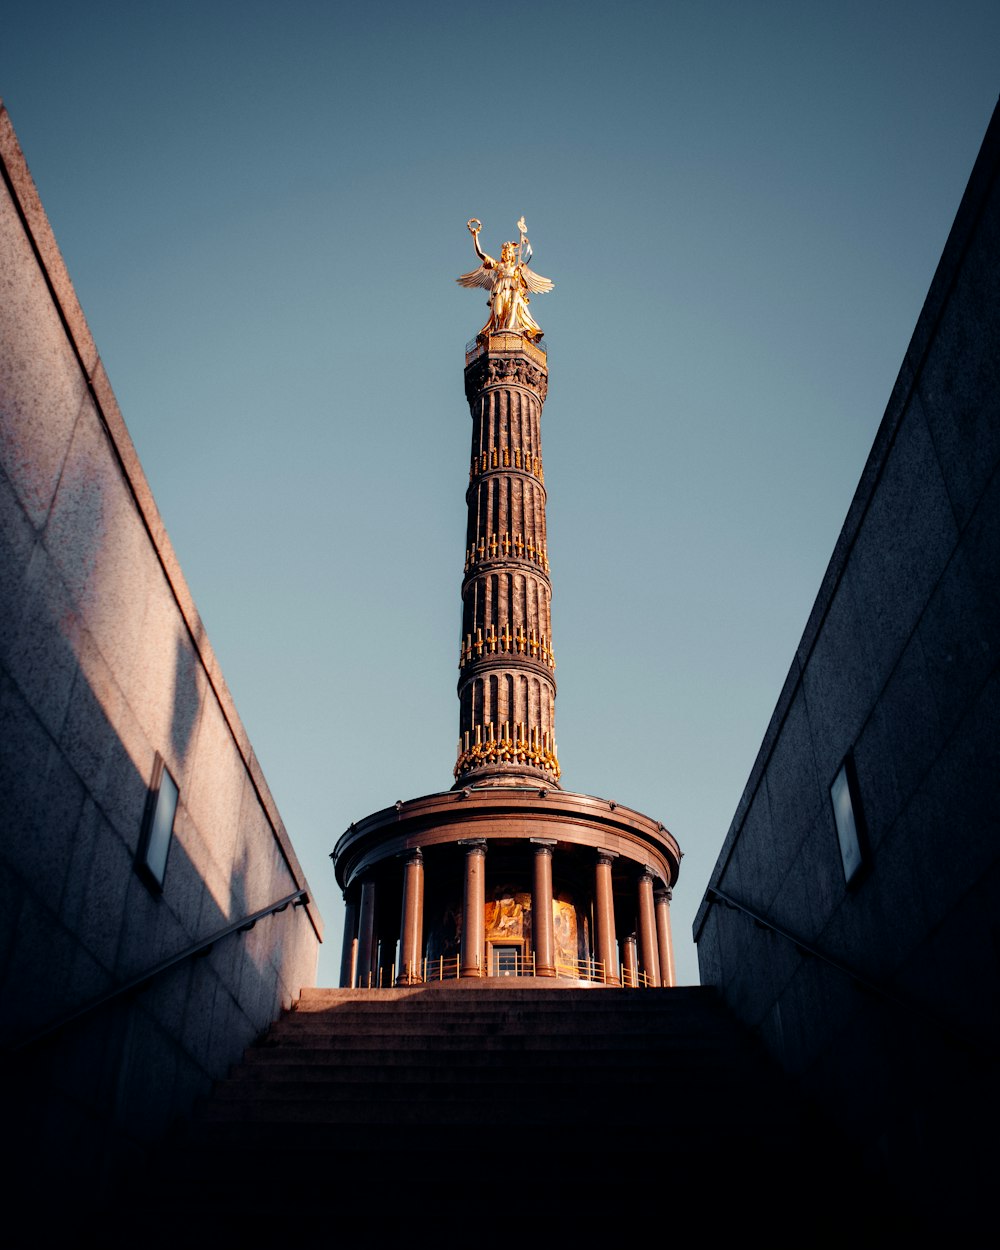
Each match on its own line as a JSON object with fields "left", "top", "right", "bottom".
{"left": 596, "top": 849, "right": 619, "bottom": 866}
{"left": 399, "top": 847, "right": 424, "bottom": 864}
{"left": 530, "top": 838, "right": 556, "bottom": 854}
{"left": 655, "top": 887, "right": 674, "bottom": 903}
{"left": 458, "top": 838, "right": 487, "bottom": 855}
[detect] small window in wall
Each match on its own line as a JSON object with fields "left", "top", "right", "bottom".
{"left": 136, "top": 754, "right": 179, "bottom": 891}
{"left": 830, "top": 755, "right": 867, "bottom": 887}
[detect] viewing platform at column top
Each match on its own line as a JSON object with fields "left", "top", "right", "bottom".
{"left": 465, "top": 331, "right": 547, "bottom": 368}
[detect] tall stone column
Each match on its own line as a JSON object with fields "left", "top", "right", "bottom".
{"left": 356, "top": 878, "right": 376, "bottom": 989}
{"left": 637, "top": 869, "right": 661, "bottom": 988}
{"left": 459, "top": 840, "right": 487, "bottom": 978}
{"left": 339, "top": 893, "right": 359, "bottom": 989}
{"left": 531, "top": 839, "right": 556, "bottom": 977}
{"left": 621, "top": 933, "right": 639, "bottom": 988}
{"left": 655, "top": 887, "right": 677, "bottom": 988}
{"left": 454, "top": 337, "right": 560, "bottom": 787}
{"left": 594, "top": 850, "right": 619, "bottom": 985}
{"left": 397, "top": 849, "right": 425, "bottom": 985}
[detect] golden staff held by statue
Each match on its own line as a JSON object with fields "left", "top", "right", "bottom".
{"left": 457, "top": 217, "right": 554, "bottom": 342}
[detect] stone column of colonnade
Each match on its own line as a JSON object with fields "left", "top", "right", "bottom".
{"left": 621, "top": 935, "right": 639, "bottom": 988}
{"left": 355, "top": 879, "right": 376, "bottom": 988}
{"left": 637, "top": 869, "right": 662, "bottom": 987}
{"left": 459, "top": 840, "right": 487, "bottom": 977}
{"left": 455, "top": 339, "right": 560, "bottom": 786}
{"left": 655, "top": 887, "right": 677, "bottom": 987}
{"left": 594, "top": 851, "right": 620, "bottom": 985}
{"left": 338, "top": 840, "right": 676, "bottom": 987}
{"left": 531, "top": 839, "right": 557, "bottom": 977}
{"left": 397, "top": 850, "right": 424, "bottom": 985}
{"left": 339, "top": 895, "right": 359, "bottom": 990}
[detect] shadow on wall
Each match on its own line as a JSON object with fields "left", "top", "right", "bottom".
{"left": 170, "top": 631, "right": 201, "bottom": 768}
{"left": 0, "top": 617, "right": 313, "bottom": 1211}
{"left": 0, "top": 102, "right": 319, "bottom": 1216}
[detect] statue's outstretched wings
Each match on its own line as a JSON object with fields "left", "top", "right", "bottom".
{"left": 455, "top": 263, "right": 554, "bottom": 293}
{"left": 456, "top": 265, "right": 496, "bottom": 290}
{"left": 521, "top": 266, "right": 554, "bottom": 294}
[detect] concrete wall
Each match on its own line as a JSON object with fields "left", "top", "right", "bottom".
{"left": 0, "top": 104, "right": 322, "bottom": 1205}
{"left": 694, "top": 101, "right": 999, "bottom": 1220}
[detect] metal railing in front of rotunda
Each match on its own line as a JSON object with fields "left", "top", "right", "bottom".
{"left": 355, "top": 950, "right": 655, "bottom": 989}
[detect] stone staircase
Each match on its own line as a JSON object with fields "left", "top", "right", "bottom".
{"left": 127, "top": 985, "right": 877, "bottom": 1231}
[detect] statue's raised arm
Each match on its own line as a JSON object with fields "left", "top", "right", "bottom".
{"left": 469, "top": 218, "right": 493, "bottom": 268}
{"left": 456, "top": 217, "right": 553, "bottom": 342}
{"left": 456, "top": 220, "right": 497, "bottom": 289}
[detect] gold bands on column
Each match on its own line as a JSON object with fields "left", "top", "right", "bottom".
{"left": 455, "top": 721, "right": 560, "bottom": 781}
{"left": 464, "top": 531, "right": 550, "bottom": 574}
{"left": 459, "top": 623, "right": 555, "bottom": 669}
{"left": 469, "top": 444, "right": 544, "bottom": 484}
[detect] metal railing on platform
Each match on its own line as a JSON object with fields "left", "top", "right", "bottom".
{"left": 355, "top": 951, "right": 653, "bottom": 989}
{"left": 465, "top": 332, "right": 547, "bottom": 365}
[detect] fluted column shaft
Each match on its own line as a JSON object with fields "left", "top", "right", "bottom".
{"left": 455, "top": 341, "right": 559, "bottom": 785}
{"left": 397, "top": 850, "right": 424, "bottom": 985}
{"left": 594, "top": 851, "right": 619, "bottom": 985}
{"left": 655, "top": 888, "right": 677, "bottom": 988}
{"left": 531, "top": 840, "right": 556, "bottom": 977}
{"left": 621, "top": 934, "right": 639, "bottom": 988}
{"left": 637, "top": 870, "right": 661, "bottom": 987}
{"left": 356, "top": 878, "right": 376, "bottom": 989}
{"left": 460, "top": 840, "right": 487, "bottom": 977}
{"left": 339, "top": 894, "right": 359, "bottom": 989}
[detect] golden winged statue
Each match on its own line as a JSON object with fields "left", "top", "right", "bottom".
{"left": 457, "top": 217, "right": 554, "bottom": 342}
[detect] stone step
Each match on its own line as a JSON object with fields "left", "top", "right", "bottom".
{"left": 236, "top": 1045, "right": 762, "bottom": 1072}
{"left": 196, "top": 1093, "right": 804, "bottom": 1129}
{"left": 105, "top": 984, "right": 878, "bottom": 1233}
{"left": 185, "top": 1115, "right": 795, "bottom": 1150}
{"left": 257, "top": 1030, "right": 741, "bottom": 1052}
{"left": 218, "top": 1063, "right": 786, "bottom": 1094}
{"left": 254, "top": 1030, "right": 745, "bottom": 1054}
{"left": 278, "top": 999, "right": 733, "bottom": 1036}
{"left": 267, "top": 1010, "right": 732, "bottom": 1031}
{"left": 280, "top": 1000, "right": 716, "bottom": 1017}
{"left": 260, "top": 1009, "right": 744, "bottom": 1034}
{"left": 294, "top": 985, "right": 710, "bottom": 1007}
{"left": 289, "top": 994, "right": 714, "bottom": 1019}
{"left": 209, "top": 1056, "right": 802, "bottom": 1111}
{"left": 113, "top": 983, "right": 871, "bottom": 1231}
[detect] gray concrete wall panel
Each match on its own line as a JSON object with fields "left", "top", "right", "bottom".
{"left": 0, "top": 104, "right": 321, "bottom": 1210}
{"left": 845, "top": 391, "right": 959, "bottom": 681}
{"left": 0, "top": 184, "right": 86, "bottom": 527}
{"left": 918, "top": 171, "right": 1000, "bottom": 530}
{"left": 760, "top": 690, "right": 823, "bottom": 881}
{"left": 695, "top": 102, "right": 1000, "bottom": 1219}
{"left": 799, "top": 570, "right": 880, "bottom": 791}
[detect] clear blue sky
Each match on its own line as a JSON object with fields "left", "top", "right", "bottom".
{"left": 3, "top": 1, "right": 997, "bottom": 985}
